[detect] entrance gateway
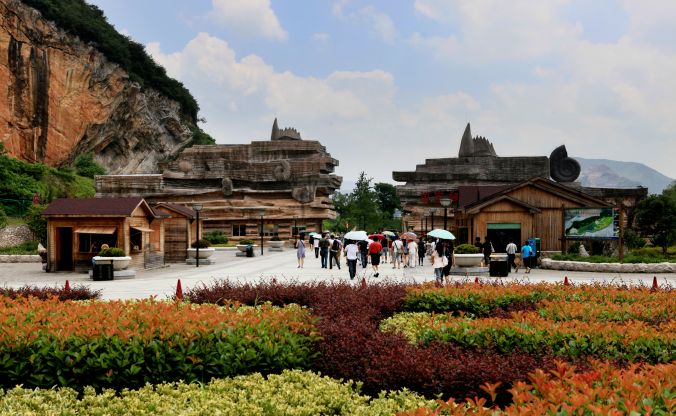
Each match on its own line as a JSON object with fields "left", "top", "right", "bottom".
{"left": 487, "top": 223, "right": 521, "bottom": 253}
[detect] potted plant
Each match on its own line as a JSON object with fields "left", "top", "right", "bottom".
{"left": 95, "top": 247, "right": 132, "bottom": 270}
{"left": 236, "top": 239, "right": 258, "bottom": 252}
{"left": 187, "top": 239, "right": 215, "bottom": 259}
{"left": 453, "top": 243, "right": 484, "bottom": 267}
{"left": 269, "top": 234, "right": 284, "bottom": 249}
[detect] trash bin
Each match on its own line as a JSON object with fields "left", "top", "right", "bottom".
{"left": 92, "top": 259, "right": 114, "bottom": 281}
{"left": 489, "top": 260, "right": 509, "bottom": 277}
{"left": 245, "top": 244, "right": 254, "bottom": 257}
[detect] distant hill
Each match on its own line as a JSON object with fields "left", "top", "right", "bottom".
{"left": 575, "top": 158, "right": 674, "bottom": 195}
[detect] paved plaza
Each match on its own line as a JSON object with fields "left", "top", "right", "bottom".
{"left": 1, "top": 248, "right": 674, "bottom": 300}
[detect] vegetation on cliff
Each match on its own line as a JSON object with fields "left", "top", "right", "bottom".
{"left": 0, "top": 144, "right": 95, "bottom": 217}
{"left": 21, "top": 0, "right": 215, "bottom": 146}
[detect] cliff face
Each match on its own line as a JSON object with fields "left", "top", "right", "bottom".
{"left": 0, "top": 0, "right": 192, "bottom": 173}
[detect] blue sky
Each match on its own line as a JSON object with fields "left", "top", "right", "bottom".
{"left": 88, "top": 0, "right": 676, "bottom": 186}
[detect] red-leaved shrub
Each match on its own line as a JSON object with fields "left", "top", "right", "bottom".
{"left": 1, "top": 284, "right": 101, "bottom": 301}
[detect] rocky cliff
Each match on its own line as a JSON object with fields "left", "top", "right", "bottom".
{"left": 0, "top": 0, "right": 193, "bottom": 173}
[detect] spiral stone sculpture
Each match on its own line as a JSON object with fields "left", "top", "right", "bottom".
{"left": 549, "top": 145, "right": 580, "bottom": 182}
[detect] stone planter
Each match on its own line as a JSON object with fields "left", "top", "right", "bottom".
{"left": 269, "top": 240, "right": 284, "bottom": 249}
{"left": 236, "top": 244, "right": 258, "bottom": 252}
{"left": 187, "top": 248, "right": 215, "bottom": 259}
{"left": 93, "top": 256, "right": 132, "bottom": 270}
{"left": 453, "top": 253, "right": 484, "bottom": 267}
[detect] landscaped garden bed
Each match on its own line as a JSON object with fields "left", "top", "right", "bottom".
{"left": 0, "top": 281, "right": 673, "bottom": 414}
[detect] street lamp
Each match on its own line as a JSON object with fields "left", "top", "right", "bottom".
{"left": 393, "top": 209, "right": 402, "bottom": 232}
{"left": 440, "top": 196, "right": 451, "bottom": 231}
{"left": 259, "top": 209, "right": 266, "bottom": 256}
{"left": 193, "top": 203, "right": 203, "bottom": 267}
{"left": 428, "top": 208, "right": 436, "bottom": 230}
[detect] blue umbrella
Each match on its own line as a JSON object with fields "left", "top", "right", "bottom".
{"left": 428, "top": 229, "right": 456, "bottom": 240}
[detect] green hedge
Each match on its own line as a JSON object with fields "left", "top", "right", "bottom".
{"left": 0, "top": 370, "right": 435, "bottom": 415}
{"left": 401, "top": 290, "right": 550, "bottom": 316}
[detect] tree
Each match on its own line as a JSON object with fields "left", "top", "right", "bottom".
{"left": 24, "top": 204, "right": 48, "bottom": 245}
{"left": 635, "top": 194, "right": 676, "bottom": 254}
{"left": 374, "top": 183, "right": 401, "bottom": 216}
{"left": 74, "top": 153, "right": 106, "bottom": 178}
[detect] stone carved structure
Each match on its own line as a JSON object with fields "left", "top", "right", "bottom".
{"left": 393, "top": 123, "right": 646, "bottom": 251}
{"left": 97, "top": 120, "right": 342, "bottom": 242}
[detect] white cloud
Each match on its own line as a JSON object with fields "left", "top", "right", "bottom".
{"left": 311, "top": 32, "right": 330, "bottom": 45}
{"left": 411, "top": 0, "right": 580, "bottom": 62}
{"left": 210, "top": 0, "right": 287, "bottom": 41}
{"left": 357, "top": 6, "right": 396, "bottom": 44}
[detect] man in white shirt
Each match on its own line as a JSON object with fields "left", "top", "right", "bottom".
{"left": 392, "top": 238, "right": 404, "bottom": 269}
{"left": 313, "top": 236, "right": 320, "bottom": 258}
{"left": 344, "top": 240, "right": 360, "bottom": 279}
{"left": 505, "top": 240, "right": 518, "bottom": 272}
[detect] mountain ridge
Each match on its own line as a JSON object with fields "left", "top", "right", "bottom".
{"left": 575, "top": 157, "right": 673, "bottom": 195}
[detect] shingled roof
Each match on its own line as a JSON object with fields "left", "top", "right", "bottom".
{"left": 43, "top": 197, "right": 153, "bottom": 217}
{"left": 154, "top": 202, "right": 196, "bottom": 219}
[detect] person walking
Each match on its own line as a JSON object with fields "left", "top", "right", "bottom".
{"left": 442, "top": 240, "right": 454, "bottom": 282}
{"left": 344, "top": 239, "right": 359, "bottom": 279}
{"left": 329, "top": 235, "right": 342, "bottom": 270}
{"left": 482, "top": 236, "right": 493, "bottom": 267}
{"left": 319, "top": 234, "right": 330, "bottom": 268}
{"left": 407, "top": 239, "right": 418, "bottom": 268}
{"left": 392, "top": 238, "right": 403, "bottom": 269}
{"left": 368, "top": 237, "right": 383, "bottom": 277}
{"left": 418, "top": 239, "right": 426, "bottom": 265}
{"left": 402, "top": 240, "right": 410, "bottom": 268}
{"left": 520, "top": 240, "right": 533, "bottom": 273}
{"left": 295, "top": 232, "right": 306, "bottom": 268}
{"left": 432, "top": 243, "right": 446, "bottom": 286}
{"left": 358, "top": 239, "right": 369, "bottom": 268}
{"left": 313, "top": 236, "right": 320, "bottom": 258}
{"left": 505, "top": 240, "right": 518, "bottom": 272}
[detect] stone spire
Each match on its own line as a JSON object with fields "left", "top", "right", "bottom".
{"left": 458, "top": 123, "right": 473, "bottom": 157}
{"left": 271, "top": 118, "right": 302, "bottom": 140}
{"left": 458, "top": 123, "right": 497, "bottom": 157}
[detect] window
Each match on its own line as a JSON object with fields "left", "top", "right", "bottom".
{"left": 130, "top": 227, "right": 143, "bottom": 252}
{"left": 291, "top": 225, "right": 306, "bottom": 237}
{"left": 78, "top": 233, "right": 117, "bottom": 253}
{"left": 263, "top": 223, "right": 278, "bottom": 237}
{"left": 232, "top": 224, "right": 247, "bottom": 237}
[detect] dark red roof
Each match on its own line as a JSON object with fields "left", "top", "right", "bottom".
{"left": 457, "top": 185, "right": 510, "bottom": 208}
{"left": 155, "top": 203, "right": 196, "bottom": 219}
{"left": 43, "top": 197, "right": 148, "bottom": 216}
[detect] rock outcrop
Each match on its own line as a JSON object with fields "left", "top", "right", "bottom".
{"left": 0, "top": 0, "right": 193, "bottom": 173}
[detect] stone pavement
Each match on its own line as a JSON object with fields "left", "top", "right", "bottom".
{"left": 1, "top": 248, "right": 674, "bottom": 300}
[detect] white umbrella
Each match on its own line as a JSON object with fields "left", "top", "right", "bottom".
{"left": 344, "top": 230, "right": 368, "bottom": 241}
{"left": 382, "top": 231, "right": 396, "bottom": 236}
{"left": 428, "top": 229, "right": 456, "bottom": 240}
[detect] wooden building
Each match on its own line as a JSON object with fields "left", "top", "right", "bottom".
{"left": 395, "top": 124, "right": 648, "bottom": 252}
{"left": 153, "top": 202, "right": 198, "bottom": 263}
{"left": 43, "top": 197, "right": 164, "bottom": 272}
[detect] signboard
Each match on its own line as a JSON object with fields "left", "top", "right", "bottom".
{"left": 564, "top": 208, "right": 619, "bottom": 240}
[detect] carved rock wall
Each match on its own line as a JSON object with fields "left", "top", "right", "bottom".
{"left": 0, "top": 0, "right": 192, "bottom": 173}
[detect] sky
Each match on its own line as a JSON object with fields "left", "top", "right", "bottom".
{"left": 88, "top": 0, "right": 676, "bottom": 188}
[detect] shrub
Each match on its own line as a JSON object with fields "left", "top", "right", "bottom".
{"left": 23, "top": 204, "right": 47, "bottom": 245}
{"left": 0, "top": 204, "right": 7, "bottom": 229}
{"left": 0, "top": 298, "right": 319, "bottom": 390}
{"left": 98, "top": 247, "right": 126, "bottom": 257}
{"left": 454, "top": 243, "right": 480, "bottom": 254}
{"left": 0, "top": 370, "right": 435, "bottom": 415}
{"left": 1, "top": 284, "right": 101, "bottom": 301}
{"left": 623, "top": 228, "right": 646, "bottom": 249}
{"left": 0, "top": 241, "right": 39, "bottom": 255}
{"left": 203, "top": 231, "right": 228, "bottom": 245}
{"left": 270, "top": 234, "right": 281, "bottom": 241}
{"left": 567, "top": 241, "right": 581, "bottom": 254}
{"left": 191, "top": 239, "right": 211, "bottom": 248}
{"left": 238, "top": 239, "right": 255, "bottom": 245}
{"left": 73, "top": 153, "right": 106, "bottom": 178}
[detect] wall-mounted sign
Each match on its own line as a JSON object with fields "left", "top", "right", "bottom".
{"left": 564, "top": 208, "right": 619, "bottom": 240}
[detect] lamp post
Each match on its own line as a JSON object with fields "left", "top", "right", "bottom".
{"left": 428, "top": 208, "right": 436, "bottom": 230}
{"left": 259, "top": 209, "right": 266, "bottom": 256}
{"left": 393, "top": 209, "right": 402, "bottom": 232}
{"left": 193, "top": 203, "right": 203, "bottom": 267}
{"left": 440, "top": 196, "right": 451, "bottom": 231}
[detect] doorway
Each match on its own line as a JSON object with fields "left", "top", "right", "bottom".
{"left": 56, "top": 227, "right": 73, "bottom": 271}
{"left": 487, "top": 223, "right": 521, "bottom": 253}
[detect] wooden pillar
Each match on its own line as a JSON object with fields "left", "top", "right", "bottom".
{"left": 560, "top": 204, "right": 566, "bottom": 254}
{"left": 618, "top": 201, "right": 624, "bottom": 263}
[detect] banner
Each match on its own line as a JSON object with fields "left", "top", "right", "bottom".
{"left": 564, "top": 208, "right": 619, "bottom": 240}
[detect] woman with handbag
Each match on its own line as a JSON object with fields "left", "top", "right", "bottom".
{"left": 432, "top": 243, "right": 446, "bottom": 286}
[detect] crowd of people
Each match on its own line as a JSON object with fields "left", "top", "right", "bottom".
{"left": 294, "top": 231, "right": 537, "bottom": 281}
